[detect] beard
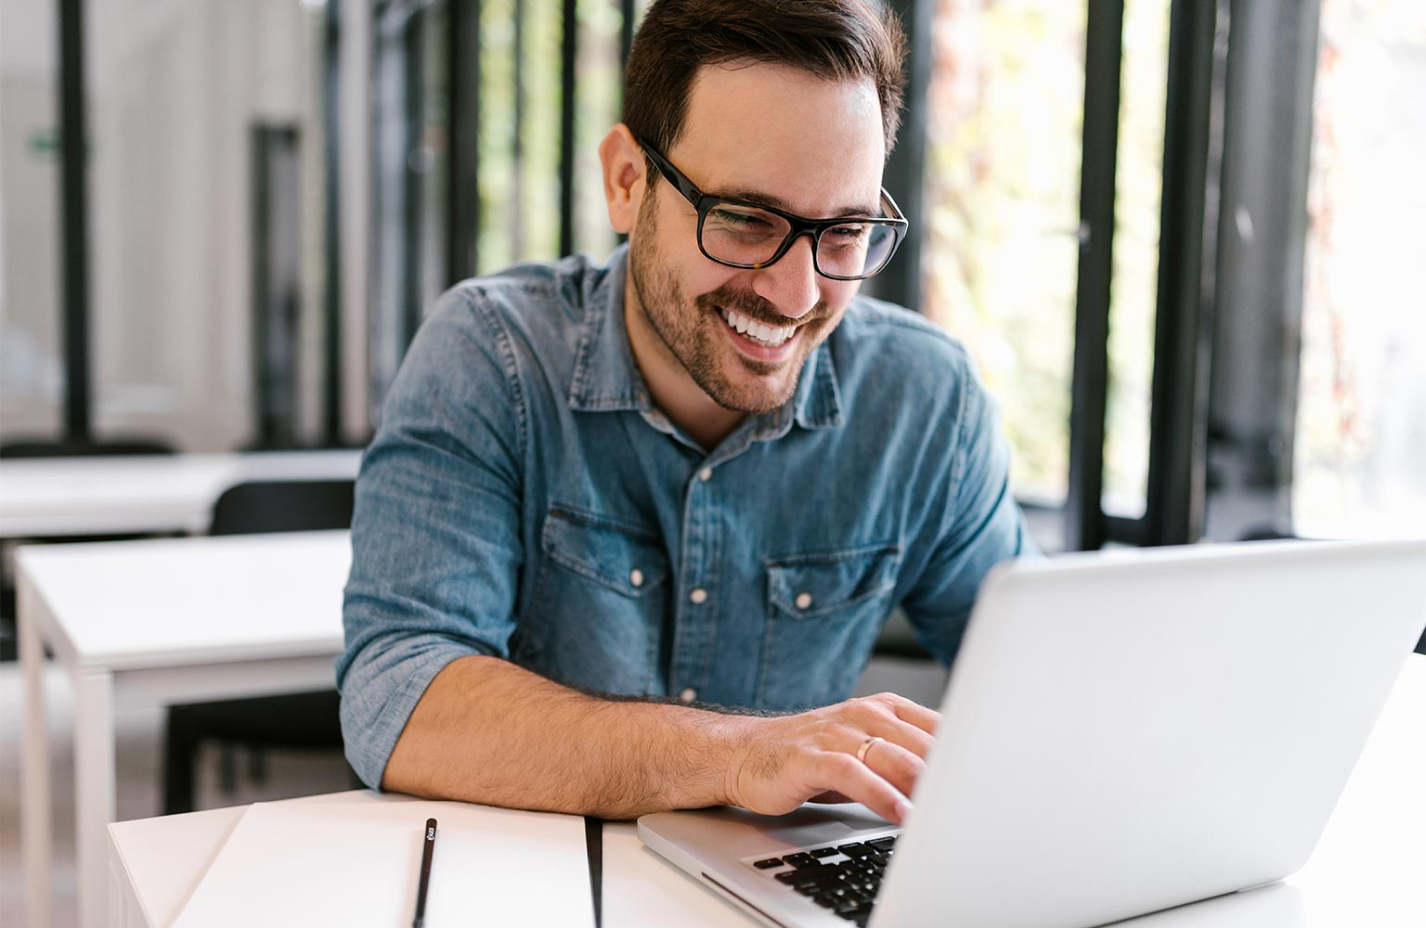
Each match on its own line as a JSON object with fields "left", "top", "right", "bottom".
{"left": 626, "top": 193, "right": 832, "bottom": 415}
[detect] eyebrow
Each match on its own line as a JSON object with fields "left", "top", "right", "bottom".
{"left": 706, "top": 185, "right": 881, "bottom": 220}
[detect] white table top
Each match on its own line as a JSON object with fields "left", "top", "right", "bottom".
{"left": 16, "top": 530, "right": 350, "bottom": 670}
{"left": 0, "top": 449, "right": 362, "bottom": 537}
{"left": 107, "top": 659, "right": 1426, "bottom": 928}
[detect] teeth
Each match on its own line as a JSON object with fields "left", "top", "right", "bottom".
{"left": 721, "top": 308, "right": 794, "bottom": 348}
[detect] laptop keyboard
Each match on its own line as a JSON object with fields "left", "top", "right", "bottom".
{"left": 750, "top": 834, "right": 898, "bottom": 926}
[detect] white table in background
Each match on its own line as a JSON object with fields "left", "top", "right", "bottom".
{"left": 105, "top": 659, "right": 1426, "bottom": 927}
{"left": 0, "top": 449, "right": 362, "bottom": 537}
{"left": 18, "top": 530, "right": 352, "bottom": 928}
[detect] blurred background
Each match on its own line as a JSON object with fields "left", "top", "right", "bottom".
{"left": 2, "top": 0, "right": 1424, "bottom": 550}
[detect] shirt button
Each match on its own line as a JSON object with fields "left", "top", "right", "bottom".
{"left": 630, "top": 569, "right": 644, "bottom": 588}
{"left": 795, "top": 592, "right": 813, "bottom": 610}
{"left": 689, "top": 588, "right": 708, "bottom": 605}
{"left": 698, "top": 468, "right": 712, "bottom": 482}
{"left": 679, "top": 687, "right": 697, "bottom": 703}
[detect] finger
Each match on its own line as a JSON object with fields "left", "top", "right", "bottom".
{"left": 858, "top": 738, "right": 925, "bottom": 800}
{"left": 854, "top": 714, "right": 935, "bottom": 761}
{"left": 810, "top": 752, "right": 912, "bottom": 826}
{"left": 887, "top": 696, "right": 941, "bottom": 736}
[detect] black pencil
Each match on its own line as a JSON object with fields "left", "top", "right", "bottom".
{"left": 413, "top": 817, "right": 438, "bottom": 928}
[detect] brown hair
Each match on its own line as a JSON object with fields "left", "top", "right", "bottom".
{"left": 622, "top": 0, "right": 908, "bottom": 161}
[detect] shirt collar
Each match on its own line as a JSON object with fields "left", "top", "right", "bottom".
{"left": 568, "top": 244, "right": 843, "bottom": 432}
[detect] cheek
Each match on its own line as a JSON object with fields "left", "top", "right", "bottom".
{"left": 649, "top": 229, "right": 732, "bottom": 300}
{"left": 821, "top": 280, "right": 861, "bottom": 315}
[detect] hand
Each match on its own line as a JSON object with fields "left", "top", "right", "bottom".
{"left": 721, "top": 693, "right": 940, "bottom": 826}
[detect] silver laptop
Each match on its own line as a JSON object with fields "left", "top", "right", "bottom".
{"left": 638, "top": 539, "right": 1426, "bottom": 928}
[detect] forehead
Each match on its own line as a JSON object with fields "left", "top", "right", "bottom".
{"left": 670, "top": 61, "right": 886, "bottom": 217}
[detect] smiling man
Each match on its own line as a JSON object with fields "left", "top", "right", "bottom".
{"left": 338, "top": 0, "right": 1035, "bottom": 827}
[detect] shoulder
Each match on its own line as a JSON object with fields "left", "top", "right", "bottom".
{"left": 384, "top": 253, "right": 613, "bottom": 420}
{"left": 430, "top": 251, "right": 612, "bottom": 337}
{"left": 403, "top": 251, "right": 616, "bottom": 390}
{"left": 830, "top": 295, "right": 979, "bottom": 400}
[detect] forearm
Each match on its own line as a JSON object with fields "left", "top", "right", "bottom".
{"left": 381, "top": 655, "right": 747, "bottom": 819}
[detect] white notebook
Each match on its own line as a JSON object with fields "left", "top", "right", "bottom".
{"left": 170, "top": 791, "right": 593, "bottom": 927}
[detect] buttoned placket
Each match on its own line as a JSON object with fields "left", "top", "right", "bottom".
{"left": 667, "top": 455, "right": 719, "bottom": 701}
{"left": 662, "top": 404, "right": 800, "bottom": 702}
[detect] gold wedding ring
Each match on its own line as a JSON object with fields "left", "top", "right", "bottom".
{"left": 855, "top": 736, "right": 885, "bottom": 764}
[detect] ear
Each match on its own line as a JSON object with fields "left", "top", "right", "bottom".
{"left": 599, "top": 124, "right": 648, "bottom": 235}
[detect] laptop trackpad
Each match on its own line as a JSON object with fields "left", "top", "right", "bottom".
{"left": 641, "top": 803, "right": 892, "bottom": 861}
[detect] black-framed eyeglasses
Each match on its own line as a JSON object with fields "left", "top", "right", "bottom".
{"left": 640, "top": 142, "right": 908, "bottom": 281}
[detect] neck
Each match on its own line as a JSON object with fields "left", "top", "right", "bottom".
{"left": 623, "top": 288, "right": 744, "bottom": 453}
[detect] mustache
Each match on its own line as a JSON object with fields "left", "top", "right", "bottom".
{"left": 695, "top": 285, "right": 828, "bottom": 328}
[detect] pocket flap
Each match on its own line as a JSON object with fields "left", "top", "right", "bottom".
{"left": 541, "top": 508, "right": 670, "bottom": 598}
{"left": 767, "top": 544, "right": 901, "bottom": 619}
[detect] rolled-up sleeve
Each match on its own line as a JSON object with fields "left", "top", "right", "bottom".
{"left": 337, "top": 286, "right": 527, "bottom": 788}
{"left": 898, "top": 355, "right": 1038, "bottom": 666}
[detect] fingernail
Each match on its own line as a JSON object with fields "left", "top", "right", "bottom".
{"left": 896, "top": 798, "right": 914, "bottom": 822}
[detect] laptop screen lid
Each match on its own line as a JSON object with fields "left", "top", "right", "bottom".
{"left": 875, "top": 538, "right": 1426, "bottom": 928}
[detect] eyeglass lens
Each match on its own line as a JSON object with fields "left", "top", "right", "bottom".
{"left": 701, "top": 203, "right": 898, "bottom": 278}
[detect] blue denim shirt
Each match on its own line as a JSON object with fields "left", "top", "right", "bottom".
{"left": 337, "top": 246, "right": 1034, "bottom": 788}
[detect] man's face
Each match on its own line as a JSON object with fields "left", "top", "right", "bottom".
{"left": 626, "top": 62, "right": 887, "bottom": 415}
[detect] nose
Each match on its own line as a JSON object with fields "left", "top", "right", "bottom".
{"left": 750, "top": 234, "right": 821, "bottom": 321}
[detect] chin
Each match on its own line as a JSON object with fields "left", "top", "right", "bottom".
{"left": 707, "top": 372, "right": 800, "bottom": 415}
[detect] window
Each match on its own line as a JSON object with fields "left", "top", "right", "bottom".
{"left": 922, "top": 0, "right": 1089, "bottom": 507}
{"left": 1294, "top": 0, "right": 1426, "bottom": 538}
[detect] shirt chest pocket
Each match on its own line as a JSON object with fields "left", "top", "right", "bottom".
{"left": 518, "top": 507, "right": 670, "bottom": 693}
{"left": 756, "top": 543, "right": 902, "bottom": 710}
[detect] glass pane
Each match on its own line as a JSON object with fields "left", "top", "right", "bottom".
{"left": 923, "top": 0, "right": 1087, "bottom": 506}
{"left": 85, "top": 0, "right": 329, "bottom": 450}
{"left": 370, "top": 1, "right": 449, "bottom": 414}
{"left": 1294, "top": 0, "right": 1426, "bottom": 537}
{"left": 478, "top": 0, "right": 518, "bottom": 273}
{"left": 0, "top": 3, "right": 63, "bottom": 440}
{"left": 475, "top": 0, "right": 564, "bottom": 269}
{"left": 1102, "top": 0, "right": 1172, "bottom": 519}
{"left": 521, "top": 0, "right": 562, "bottom": 261}
{"left": 574, "top": 0, "right": 623, "bottom": 259}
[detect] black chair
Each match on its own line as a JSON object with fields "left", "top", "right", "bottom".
{"left": 162, "top": 479, "right": 357, "bottom": 814}
{"left": 0, "top": 437, "right": 176, "bottom": 661}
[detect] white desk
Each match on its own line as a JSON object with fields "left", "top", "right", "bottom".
{"left": 106, "top": 659, "right": 1426, "bottom": 927}
{"left": 18, "top": 530, "right": 352, "bottom": 928}
{"left": 0, "top": 449, "right": 362, "bottom": 537}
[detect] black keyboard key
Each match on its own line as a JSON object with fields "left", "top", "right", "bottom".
{"left": 790, "top": 867, "right": 842, "bottom": 889}
{"left": 753, "top": 857, "right": 783, "bottom": 869}
{"left": 867, "top": 836, "right": 897, "bottom": 850}
{"left": 810, "top": 847, "right": 840, "bottom": 858}
{"left": 782, "top": 853, "right": 819, "bottom": 869}
{"left": 775, "top": 870, "right": 805, "bottom": 884}
{"left": 835, "top": 843, "right": 867, "bottom": 855}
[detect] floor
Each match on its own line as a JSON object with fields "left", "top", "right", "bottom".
{"left": 0, "top": 655, "right": 946, "bottom": 928}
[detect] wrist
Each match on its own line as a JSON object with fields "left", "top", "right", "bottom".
{"left": 709, "top": 712, "right": 760, "bottom": 809}
{"left": 670, "top": 708, "right": 758, "bottom": 810}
